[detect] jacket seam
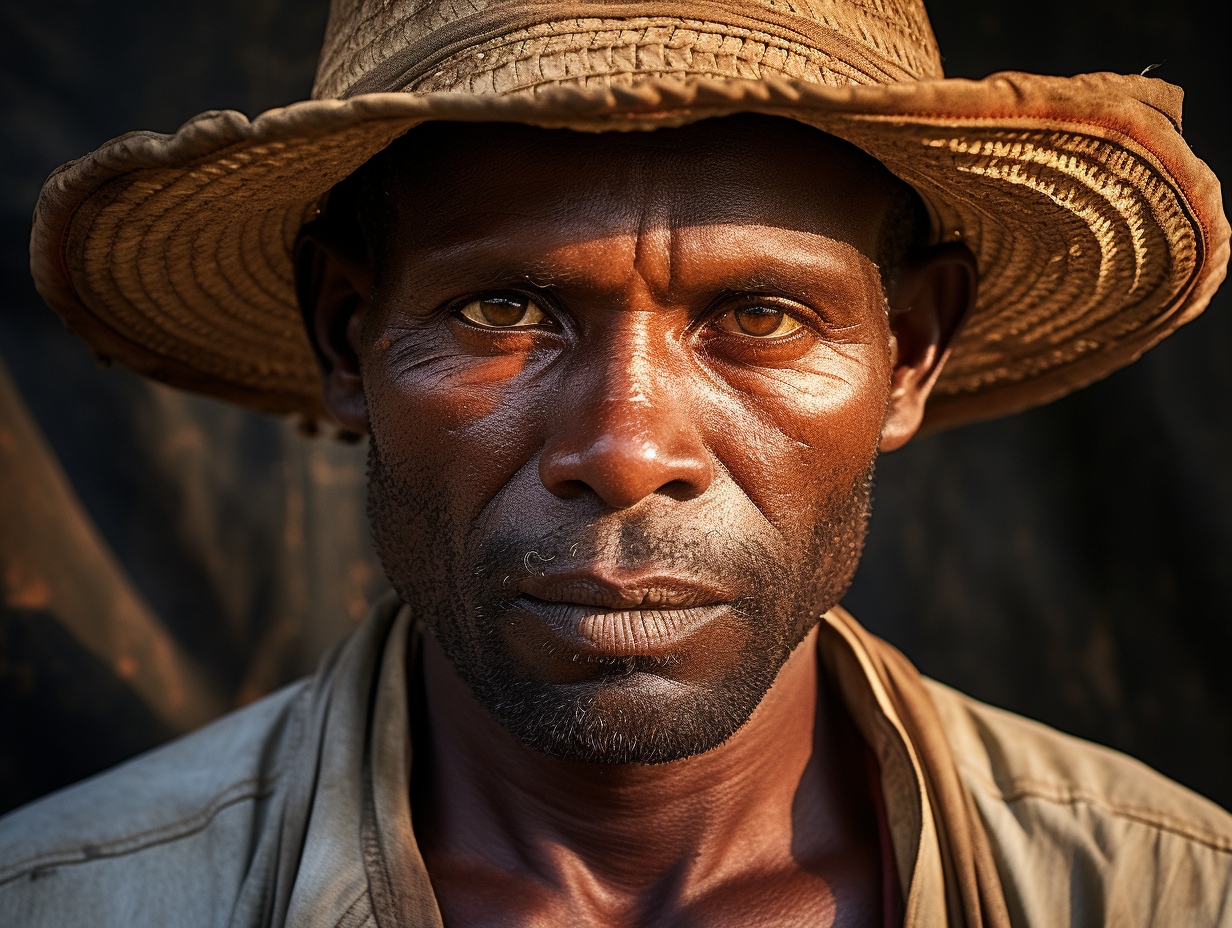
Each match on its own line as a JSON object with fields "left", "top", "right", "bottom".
{"left": 0, "top": 773, "right": 281, "bottom": 888}
{"left": 333, "top": 887, "right": 376, "bottom": 928}
{"left": 962, "top": 766, "right": 1232, "bottom": 855}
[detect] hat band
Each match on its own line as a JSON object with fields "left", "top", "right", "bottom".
{"left": 339, "top": 0, "right": 918, "bottom": 98}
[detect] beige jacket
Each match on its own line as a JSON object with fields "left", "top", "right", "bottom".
{"left": 1, "top": 594, "right": 1229, "bottom": 927}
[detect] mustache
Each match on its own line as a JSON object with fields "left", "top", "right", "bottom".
{"left": 471, "top": 513, "right": 783, "bottom": 594}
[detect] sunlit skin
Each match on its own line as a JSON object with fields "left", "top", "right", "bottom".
{"left": 298, "top": 117, "right": 974, "bottom": 927}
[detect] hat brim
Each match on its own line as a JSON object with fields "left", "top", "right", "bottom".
{"left": 30, "top": 72, "right": 1229, "bottom": 432}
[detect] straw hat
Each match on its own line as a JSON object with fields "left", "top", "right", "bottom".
{"left": 30, "top": 0, "right": 1228, "bottom": 432}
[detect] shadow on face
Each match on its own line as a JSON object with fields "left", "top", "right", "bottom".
{"left": 294, "top": 115, "right": 974, "bottom": 764}
{"left": 371, "top": 117, "right": 909, "bottom": 258}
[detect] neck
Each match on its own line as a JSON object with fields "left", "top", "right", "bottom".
{"left": 412, "top": 624, "right": 870, "bottom": 914}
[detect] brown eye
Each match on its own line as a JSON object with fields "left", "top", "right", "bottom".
{"left": 717, "top": 305, "right": 803, "bottom": 338}
{"left": 457, "top": 294, "right": 551, "bottom": 328}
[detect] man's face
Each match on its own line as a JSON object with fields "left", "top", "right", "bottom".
{"left": 357, "top": 117, "right": 903, "bottom": 764}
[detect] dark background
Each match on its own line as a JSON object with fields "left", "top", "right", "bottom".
{"left": 0, "top": 0, "right": 1228, "bottom": 814}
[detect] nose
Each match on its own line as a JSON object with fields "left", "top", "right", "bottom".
{"left": 538, "top": 333, "right": 713, "bottom": 509}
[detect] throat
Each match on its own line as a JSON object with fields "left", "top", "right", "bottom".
{"left": 409, "top": 627, "right": 885, "bottom": 926}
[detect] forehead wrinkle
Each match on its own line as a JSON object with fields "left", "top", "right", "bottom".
{"left": 626, "top": 150, "right": 678, "bottom": 306}
{"left": 627, "top": 223, "right": 678, "bottom": 307}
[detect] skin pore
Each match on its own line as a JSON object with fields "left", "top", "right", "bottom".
{"left": 297, "top": 116, "right": 974, "bottom": 927}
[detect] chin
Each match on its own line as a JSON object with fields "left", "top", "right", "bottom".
{"left": 473, "top": 662, "right": 777, "bottom": 766}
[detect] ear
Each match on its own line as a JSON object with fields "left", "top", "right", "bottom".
{"left": 294, "top": 221, "right": 373, "bottom": 434}
{"left": 879, "top": 243, "right": 976, "bottom": 452}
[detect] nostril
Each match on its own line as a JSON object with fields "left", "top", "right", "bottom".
{"left": 547, "top": 478, "right": 590, "bottom": 500}
{"left": 658, "top": 478, "right": 705, "bottom": 502}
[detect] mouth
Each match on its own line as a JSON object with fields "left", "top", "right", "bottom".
{"left": 513, "top": 571, "right": 733, "bottom": 656}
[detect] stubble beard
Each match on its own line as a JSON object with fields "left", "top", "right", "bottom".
{"left": 367, "top": 434, "right": 875, "bottom": 766}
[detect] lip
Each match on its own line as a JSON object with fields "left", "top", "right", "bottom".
{"left": 513, "top": 570, "right": 733, "bottom": 655}
{"left": 513, "top": 596, "right": 731, "bottom": 655}
{"left": 517, "top": 570, "right": 730, "bottom": 610}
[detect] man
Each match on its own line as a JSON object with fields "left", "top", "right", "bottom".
{"left": 2, "top": 0, "right": 1230, "bottom": 925}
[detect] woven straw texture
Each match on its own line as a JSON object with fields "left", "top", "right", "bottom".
{"left": 30, "top": 0, "right": 1229, "bottom": 430}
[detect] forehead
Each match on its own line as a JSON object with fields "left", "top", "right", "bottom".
{"left": 379, "top": 116, "right": 903, "bottom": 258}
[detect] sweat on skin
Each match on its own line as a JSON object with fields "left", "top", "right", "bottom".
{"left": 294, "top": 115, "right": 975, "bottom": 926}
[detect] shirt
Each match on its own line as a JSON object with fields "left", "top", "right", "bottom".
{"left": 1, "top": 592, "right": 1229, "bottom": 927}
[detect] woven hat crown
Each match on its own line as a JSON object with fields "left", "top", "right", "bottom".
{"left": 313, "top": 0, "right": 943, "bottom": 100}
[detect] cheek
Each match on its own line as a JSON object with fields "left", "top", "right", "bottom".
{"left": 704, "top": 338, "right": 890, "bottom": 535}
{"left": 363, "top": 326, "right": 553, "bottom": 527}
